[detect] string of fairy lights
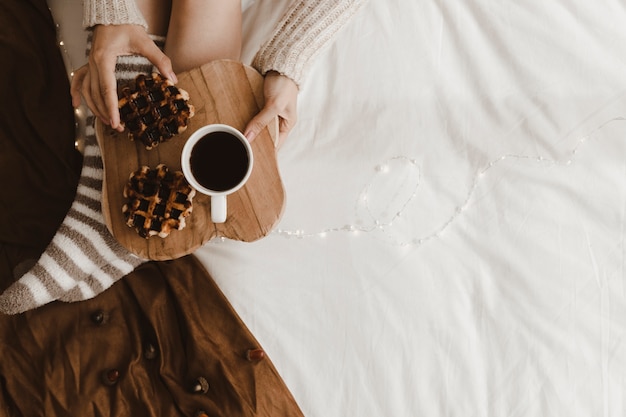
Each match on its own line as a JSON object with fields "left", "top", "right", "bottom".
{"left": 272, "top": 156, "right": 420, "bottom": 243}
{"left": 51, "top": 10, "right": 626, "bottom": 250}
{"left": 269, "top": 116, "right": 626, "bottom": 247}
{"left": 51, "top": 8, "right": 88, "bottom": 154}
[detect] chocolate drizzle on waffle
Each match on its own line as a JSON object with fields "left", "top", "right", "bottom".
{"left": 118, "top": 73, "right": 195, "bottom": 149}
{"left": 122, "top": 164, "right": 195, "bottom": 238}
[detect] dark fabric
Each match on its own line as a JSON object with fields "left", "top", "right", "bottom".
{"left": 0, "top": 0, "right": 82, "bottom": 286}
{"left": 0, "top": 256, "right": 303, "bottom": 417}
{"left": 0, "top": 1, "right": 303, "bottom": 416}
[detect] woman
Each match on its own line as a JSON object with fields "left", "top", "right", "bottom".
{"left": 0, "top": 0, "right": 367, "bottom": 313}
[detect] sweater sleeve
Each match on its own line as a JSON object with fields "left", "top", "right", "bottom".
{"left": 251, "top": 0, "right": 366, "bottom": 87}
{"left": 83, "top": 0, "right": 148, "bottom": 29}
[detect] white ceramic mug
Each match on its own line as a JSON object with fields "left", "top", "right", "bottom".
{"left": 181, "top": 124, "right": 254, "bottom": 223}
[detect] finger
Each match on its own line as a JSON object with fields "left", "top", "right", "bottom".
{"left": 80, "top": 72, "right": 104, "bottom": 122}
{"left": 244, "top": 106, "right": 278, "bottom": 142}
{"left": 277, "top": 117, "right": 295, "bottom": 147}
{"left": 137, "top": 40, "right": 177, "bottom": 83}
{"left": 99, "top": 62, "right": 122, "bottom": 130}
{"left": 88, "top": 63, "right": 110, "bottom": 125}
{"left": 89, "top": 49, "right": 121, "bottom": 129}
{"left": 70, "top": 66, "right": 88, "bottom": 108}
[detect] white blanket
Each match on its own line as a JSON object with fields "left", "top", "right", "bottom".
{"left": 51, "top": 0, "right": 626, "bottom": 415}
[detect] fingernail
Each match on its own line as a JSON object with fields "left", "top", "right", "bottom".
{"left": 169, "top": 72, "right": 178, "bottom": 83}
{"left": 244, "top": 130, "right": 256, "bottom": 141}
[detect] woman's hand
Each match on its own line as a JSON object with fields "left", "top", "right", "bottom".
{"left": 70, "top": 24, "right": 176, "bottom": 131}
{"left": 244, "top": 71, "right": 299, "bottom": 147}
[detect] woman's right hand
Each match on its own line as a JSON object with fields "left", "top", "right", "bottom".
{"left": 70, "top": 24, "right": 176, "bottom": 131}
{"left": 244, "top": 71, "right": 299, "bottom": 147}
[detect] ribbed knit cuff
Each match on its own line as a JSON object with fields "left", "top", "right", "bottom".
{"left": 251, "top": 0, "right": 366, "bottom": 87}
{"left": 83, "top": 0, "right": 148, "bottom": 29}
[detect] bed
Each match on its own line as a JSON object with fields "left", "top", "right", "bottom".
{"left": 3, "top": 0, "right": 626, "bottom": 415}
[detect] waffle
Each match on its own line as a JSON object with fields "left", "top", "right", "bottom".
{"left": 122, "top": 164, "right": 196, "bottom": 238}
{"left": 118, "top": 73, "right": 195, "bottom": 150}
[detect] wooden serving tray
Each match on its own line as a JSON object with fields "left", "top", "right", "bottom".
{"left": 96, "top": 60, "right": 285, "bottom": 261}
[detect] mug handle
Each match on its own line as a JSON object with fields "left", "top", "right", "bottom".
{"left": 211, "top": 195, "right": 227, "bottom": 223}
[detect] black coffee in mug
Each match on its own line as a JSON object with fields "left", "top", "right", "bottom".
{"left": 189, "top": 131, "right": 250, "bottom": 192}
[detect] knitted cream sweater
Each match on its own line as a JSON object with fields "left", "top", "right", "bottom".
{"left": 83, "top": 0, "right": 366, "bottom": 86}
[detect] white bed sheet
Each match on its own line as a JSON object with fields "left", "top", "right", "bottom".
{"left": 51, "top": 0, "right": 626, "bottom": 415}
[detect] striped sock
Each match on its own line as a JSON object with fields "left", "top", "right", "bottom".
{"left": 0, "top": 136, "right": 145, "bottom": 314}
{"left": 0, "top": 36, "right": 165, "bottom": 314}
